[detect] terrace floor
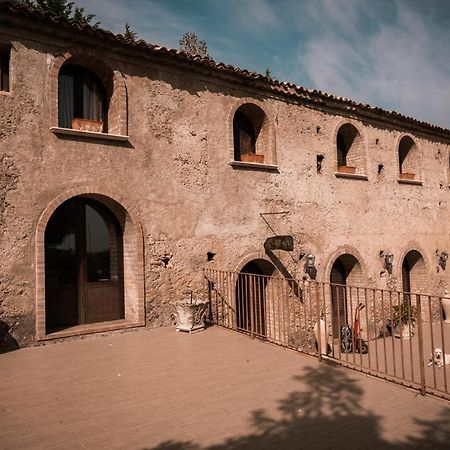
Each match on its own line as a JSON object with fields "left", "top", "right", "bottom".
{"left": 1, "top": 325, "right": 450, "bottom": 449}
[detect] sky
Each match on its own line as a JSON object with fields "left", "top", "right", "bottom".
{"left": 76, "top": 0, "right": 450, "bottom": 129}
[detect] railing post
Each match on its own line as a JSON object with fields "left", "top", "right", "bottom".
{"left": 249, "top": 274, "right": 255, "bottom": 338}
{"left": 416, "top": 294, "right": 426, "bottom": 396}
{"left": 315, "top": 282, "right": 323, "bottom": 362}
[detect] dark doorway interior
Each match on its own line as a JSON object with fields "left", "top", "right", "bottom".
{"left": 236, "top": 259, "right": 275, "bottom": 336}
{"left": 45, "top": 197, "right": 124, "bottom": 332}
{"left": 331, "top": 258, "right": 348, "bottom": 338}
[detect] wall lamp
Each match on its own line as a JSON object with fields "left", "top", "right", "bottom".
{"left": 438, "top": 251, "right": 448, "bottom": 270}
{"left": 305, "top": 254, "right": 316, "bottom": 279}
{"left": 381, "top": 251, "right": 393, "bottom": 274}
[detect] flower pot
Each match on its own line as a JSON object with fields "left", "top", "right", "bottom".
{"left": 337, "top": 165, "right": 356, "bottom": 174}
{"left": 394, "top": 323, "right": 414, "bottom": 339}
{"left": 240, "top": 153, "right": 264, "bottom": 164}
{"left": 174, "top": 300, "right": 209, "bottom": 333}
{"left": 72, "top": 118, "right": 103, "bottom": 133}
{"left": 399, "top": 172, "right": 415, "bottom": 180}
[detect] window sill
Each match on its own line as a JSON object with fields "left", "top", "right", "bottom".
{"left": 51, "top": 127, "right": 129, "bottom": 142}
{"left": 40, "top": 319, "right": 144, "bottom": 341}
{"left": 334, "top": 172, "right": 368, "bottom": 181}
{"left": 229, "top": 161, "right": 279, "bottom": 172}
{"left": 397, "top": 178, "right": 423, "bottom": 186}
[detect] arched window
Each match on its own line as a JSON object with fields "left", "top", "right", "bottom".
{"left": 336, "top": 124, "right": 365, "bottom": 175}
{"left": 233, "top": 111, "right": 256, "bottom": 158}
{"left": 0, "top": 43, "right": 10, "bottom": 92}
{"left": 233, "top": 103, "right": 270, "bottom": 164}
{"left": 398, "top": 136, "right": 419, "bottom": 180}
{"left": 58, "top": 64, "right": 108, "bottom": 132}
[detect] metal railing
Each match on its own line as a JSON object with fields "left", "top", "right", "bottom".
{"left": 204, "top": 268, "right": 450, "bottom": 401}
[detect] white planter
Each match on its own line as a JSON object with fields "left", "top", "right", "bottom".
{"left": 174, "top": 300, "right": 209, "bottom": 333}
{"left": 313, "top": 318, "right": 330, "bottom": 355}
{"left": 394, "top": 323, "right": 414, "bottom": 339}
{"left": 442, "top": 297, "right": 450, "bottom": 323}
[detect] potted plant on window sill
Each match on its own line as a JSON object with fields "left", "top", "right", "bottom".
{"left": 392, "top": 299, "right": 417, "bottom": 338}
{"left": 240, "top": 153, "right": 264, "bottom": 164}
{"left": 72, "top": 118, "right": 104, "bottom": 133}
{"left": 337, "top": 165, "right": 356, "bottom": 174}
{"left": 399, "top": 172, "right": 415, "bottom": 180}
{"left": 173, "top": 289, "right": 209, "bottom": 333}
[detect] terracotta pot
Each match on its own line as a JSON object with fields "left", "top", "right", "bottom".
{"left": 72, "top": 118, "right": 103, "bottom": 133}
{"left": 240, "top": 153, "right": 264, "bottom": 164}
{"left": 337, "top": 165, "right": 356, "bottom": 174}
{"left": 173, "top": 300, "right": 209, "bottom": 333}
{"left": 399, "top": 172, "right": 415, "bottom": 180}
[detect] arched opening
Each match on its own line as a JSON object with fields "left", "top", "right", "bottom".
{"left": 402, "top": 250, "right": 426, "bottom": 295}
{"left": 58, "top": 63, "right": 108, "bottom": 132}
{"left": 235, "top": 259, "right": 275, "bottom": 336}
{"left": 336, "top": 123, "right": 365, "bottom": 174}
{"left": 330, "top": 254, "right": 362, "bottom": 337}
{"left": 398, "top": 136, "right": 419, "bottom": 180}
{"left": 233, "top": 103, "right": 269, "bottom": 163}
{"left": 45, "top": 197, "right": 124, "bottom": 332}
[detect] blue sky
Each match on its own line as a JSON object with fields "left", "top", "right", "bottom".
{"left": 76, "top": 0, "right": 450, "bottom": 129}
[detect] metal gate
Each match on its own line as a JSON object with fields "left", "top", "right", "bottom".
{"left": 204, "top": 268, "right": 450, "bottom": 401}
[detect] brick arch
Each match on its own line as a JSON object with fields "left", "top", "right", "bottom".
{"left": 397, "top": 245, "right": 429, "bottom": 294}
{"left": 234, "top": 251, "right": 277, "bottom": 274}
{"left": 227, "top": 98, "right": 276, "bottom": 165}
{"left": 324, "top": 247, "right": 368, "bottom": 338}
{"left": 396, "top": 133, "right": 421, "bottom": 180}
{"left": 332, "top": 119, "right": 367, "bottom": 176}
{"left": 324, "top": 246, "right": 369, "bottom": 286}
{"left": 35, "top": 186, "right": 145, "bottom": 340}
{"left": 49, "top": 49, "right": 128, "bottom": 135}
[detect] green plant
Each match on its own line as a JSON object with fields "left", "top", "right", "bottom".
{"left": 392, "top": 299, "right": 418, "bottom": 328}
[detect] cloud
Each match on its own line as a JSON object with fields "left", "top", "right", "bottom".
{"left": 75, "top": 0, "right": 450, "bottom": 128}
{"left": 299, "top": 0, "right": 450, "bottom": 128}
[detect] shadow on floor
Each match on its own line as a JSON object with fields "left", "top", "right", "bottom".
{"left": 146, "top": 361, "right": 450, "bottom": 450}
{"left": 0, "top": 320, "right": 19, "bottom": 354}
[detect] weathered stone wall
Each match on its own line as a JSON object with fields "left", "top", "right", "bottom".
{"left": 1, "top": 22, "right": 450, "bottom": 347}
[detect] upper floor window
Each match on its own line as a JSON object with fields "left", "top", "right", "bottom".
{"left": 398, "top": 136, "right": 419, "bottom": 181}
{"left": 58, "top": 64, "right": 107, "bottom": 132}
{"left": 233, "top": 103, "right": 269, "bottom": 164}
{"left": 0, "top": 45, "right": 10, "bottom": 92}
{"left": 336, "top": 123, "right": 365, "bottom": 175}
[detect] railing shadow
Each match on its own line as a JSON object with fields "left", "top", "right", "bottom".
{"left": 148, "top": 361, "right": 450, "bottom": 450}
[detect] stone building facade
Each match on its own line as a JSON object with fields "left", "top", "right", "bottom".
{"left": 1, "top": 1, "right": 450, "bottom": 348}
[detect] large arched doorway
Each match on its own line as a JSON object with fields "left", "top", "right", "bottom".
{"left": 45, "top": 197, "right": 124, "bottom": 332}
{"left": 236, "top": 259, "right": 275, "bottom": 336}
{"left": 330, "top": 254, "right": 362, "bottom": 338}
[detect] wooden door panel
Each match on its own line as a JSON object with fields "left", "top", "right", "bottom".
{"left": 46, "top": 284, "right": 78, "bottom": 330}
{"left": 85, "top": 282, "right": 124, "bottom": 324}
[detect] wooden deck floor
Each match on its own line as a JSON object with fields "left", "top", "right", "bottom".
{"left": 1, "top": 325, "right": 449, "bottom": 449}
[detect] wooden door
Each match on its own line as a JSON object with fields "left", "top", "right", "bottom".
{"left": 45, "top": 198, "right": 124, "bottom": 332}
